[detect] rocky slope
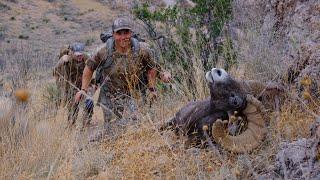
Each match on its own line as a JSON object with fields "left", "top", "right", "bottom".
{"left": 228, "top": 0, "right": 319, "bottom": 95}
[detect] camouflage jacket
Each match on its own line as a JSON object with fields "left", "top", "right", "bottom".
{"left": 86, "top": 42, "right": 161, "bottom": 94}
{"left": 53, "top": 54, "right": 89, "bottom": 90}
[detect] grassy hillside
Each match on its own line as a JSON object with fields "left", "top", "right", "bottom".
{"left": 0, "top": 0, "right": 319, "bottom": 179}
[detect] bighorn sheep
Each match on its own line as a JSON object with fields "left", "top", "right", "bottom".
{"left": 161, "top": 68, "right": 271, "bottom": 153}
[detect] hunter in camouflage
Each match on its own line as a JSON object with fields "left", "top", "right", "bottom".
{"left": 53, "top": 43, "right": 96, "bottom": 126}
{"left": 75, "top": 17, "right": 171, "bottom": 132}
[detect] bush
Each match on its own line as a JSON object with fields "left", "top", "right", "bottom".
{"left": 133, "top": 1, "right": 234, "bottom": 97}
{"left": 42, "top": 82, "right": 61, "bottom": 108}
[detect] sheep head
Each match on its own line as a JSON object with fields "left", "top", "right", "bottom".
{"left": 206, "top": 68, "right": 247, "bottom": 112}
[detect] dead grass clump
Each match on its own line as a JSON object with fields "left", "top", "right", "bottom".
{"left": 0, "top": 107, "right": 70, "bottom": 179}
{"left": 71, "top": 145, "right": 114, "bottom": 179}
{"left": 275, "top": 101, "right": 317, "bottom": 140}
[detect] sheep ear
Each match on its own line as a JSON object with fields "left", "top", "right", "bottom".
{"left": 205, "top": 71, "right": 213, "bottom": 83}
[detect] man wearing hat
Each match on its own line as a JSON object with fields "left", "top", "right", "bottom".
{"left": 54, "top": 43, "right": 97, "bottom": 126}
{"left": 75, "top": 17, "right": 171, "bottom": 133}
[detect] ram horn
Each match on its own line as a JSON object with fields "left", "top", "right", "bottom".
{"left": 212, "top": 94, "right": 267, "bottom": 153}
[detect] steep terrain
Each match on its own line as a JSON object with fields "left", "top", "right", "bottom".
{"left": 0, "top": 0, "right": 319, "bottom": 179}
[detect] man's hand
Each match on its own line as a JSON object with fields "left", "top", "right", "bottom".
{"left": 61, "top": 55, "right": 70, "bottom": 63}
{"left": 75, "top": 90, "right": 86, "bottom": 103}
{"left": 160, "top": 71, "right": 171, "bottom": 83}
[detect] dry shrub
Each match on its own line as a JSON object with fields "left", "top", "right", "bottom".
{"left": 274, "top": 97, "right": 319, "bottom": 140}
{"left": 0, "top": 40, "right": 70, "bottom": 179}
{"left": 71, "top": 145, "right": 114, "bottom": 179}
{"left": 0, "top": 105, "right": 70, "bottom": 179}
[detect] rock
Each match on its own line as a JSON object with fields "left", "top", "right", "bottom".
{"left": 273, "top": 138, "right": 320, "bottom": 179}
{"left": 261, "top": 122, "right": 320, "bottom": 179}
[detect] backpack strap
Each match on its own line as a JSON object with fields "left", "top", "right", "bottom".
{"left": 106, "top": 37, "right": 115, "bottom": 58}
{"left": 95, "top": 38, "right": 114, "bottom": 85}
{"left": 59, "top": 45, "right": 71, "bottom": 59}
{"left": 131, "top": 37, "right": 140, "bottom": 58}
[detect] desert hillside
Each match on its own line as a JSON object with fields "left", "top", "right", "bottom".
{"left": 0, "top": 0, "right": 319, "bottom": 179}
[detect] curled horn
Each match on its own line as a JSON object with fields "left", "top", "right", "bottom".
{"left": 212, "top": 94, "right": 267, "bottom": 153}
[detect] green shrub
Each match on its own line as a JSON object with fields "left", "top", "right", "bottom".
{"left": 42, "top": 82, "right": 61, "bottom": 108}
{"left": 133, "top": 1, "right": 235, "bottom": 97}
{"left": 133, "top": 1, "right": 234, "bottom": 70}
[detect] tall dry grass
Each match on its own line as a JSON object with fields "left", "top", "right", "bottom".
{"left": 0, "top": 7, "right": 319, "bottom": 179}
{"left": 0, "top": 36, "right": 216, "bottom": 179}
{"left": 0, "top": 40, "right": 66, "bottom": 179}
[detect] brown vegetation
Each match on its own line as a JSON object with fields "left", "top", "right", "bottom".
{"left": 0, "top": 0, "right": 319, "bottom": 179}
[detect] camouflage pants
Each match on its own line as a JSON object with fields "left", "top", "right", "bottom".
{"left": 65, "top": 89, "right": 93, "bottom": 126}
{"left": 97, "top": 87, "right": 138, "bottom": 127}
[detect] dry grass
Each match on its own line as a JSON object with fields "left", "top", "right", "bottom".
{"left": 0, "top": 0, "right": 319, "bottom": 179}
{"left": 2, "top": 40, "right": 316, "bottom": 179}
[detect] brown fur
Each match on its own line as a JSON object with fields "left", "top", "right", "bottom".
{"left": 161, "top": 70, "right": 247, "bottom": 145}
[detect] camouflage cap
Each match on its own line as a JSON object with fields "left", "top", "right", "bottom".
{"left": 112, "top": 17, "right": 132, "bottom": 32}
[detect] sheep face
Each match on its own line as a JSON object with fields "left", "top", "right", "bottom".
{"left": 206, "top": 68, "right": 246, "bottom": 112}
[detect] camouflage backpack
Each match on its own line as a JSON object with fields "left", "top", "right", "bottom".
{"left": 58, "top": 45, "right": 71, "bottom": 59}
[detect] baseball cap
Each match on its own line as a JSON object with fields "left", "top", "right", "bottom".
{"left": 112, "top": 17, "right": 132, "bottom": 32}
{"left": 70, "top": 42, "right": 85, "bottom": 55}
